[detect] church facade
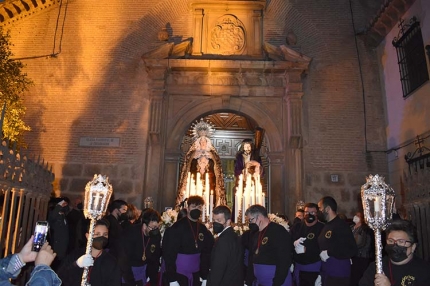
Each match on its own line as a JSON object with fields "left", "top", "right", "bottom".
{"left": 1, "top": 0, "right": 396, "bottom": 217}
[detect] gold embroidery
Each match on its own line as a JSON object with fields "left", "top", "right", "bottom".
{"left": 401, "top": 275, "right": 415, "bottom": 286}
{"left": 199, "top": 233, "right": 204, "bottom": 241}
{"left": 325, "top": 230, "right": 332, "bottom": 239}
{"left": 307, "top": 233, "right": 315, "bottom": 240}
{"left": 150, "top": 244, "right": 156, "bottom": 253}
{"left": 262, "top": 237, "right": 268, "bottom": 245}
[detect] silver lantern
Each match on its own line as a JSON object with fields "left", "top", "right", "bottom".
{"left": 361, "top": 174, "right": 395, "bottom": 274}
{"left": 81, "top": 174, "right": 113, "bottom": 286}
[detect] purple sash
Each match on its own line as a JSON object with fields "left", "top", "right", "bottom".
{"left": 244, "top": 249, "right": 249, "bottom": 267}
{"left": 158, "top": 259, "right": 166, "bottom": 286}
{"left": 321, "top": 257, "right": 350, "bottom": 278}
{"left": 293, "top": 261, "right": 321, "bottom": 285}
{"left": 121, "top": 264, "right": 147, "bottom": 283}
{"left": 253, "top": 264, "right": 292, "bottom": 286}
{"left": 176, "top": 253, "right": 200, "bottom": 286}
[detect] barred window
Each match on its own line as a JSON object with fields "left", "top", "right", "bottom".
{"left": 392, "top": 17, "right": 429, "bottom": 98}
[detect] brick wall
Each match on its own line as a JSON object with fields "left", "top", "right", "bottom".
{"left": 4, "top": 0, "right": 388, "bottom": 215}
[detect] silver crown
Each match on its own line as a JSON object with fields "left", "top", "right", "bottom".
{"left": 191, "top": 118, "right": 215, "bottom": 139}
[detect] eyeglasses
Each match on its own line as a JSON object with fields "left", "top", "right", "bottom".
{"left": 249, "top": 215, "right": 259, "bottom": 223}
{"left": 304, "top": 211, "right": 316, "bottom": 215}
{"left": 386, "top": 238, "right": 413, "bottom": 247}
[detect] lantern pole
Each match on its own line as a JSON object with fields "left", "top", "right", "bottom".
{"left": 361, "top": 174, "right": 395, "bottom": 274}
{"left": 81, "top": 174, "right": 113, "bottom": 286}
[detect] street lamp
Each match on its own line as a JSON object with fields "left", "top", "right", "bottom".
{"left": 361, "top": 174, "right": 395, "bottom": 274}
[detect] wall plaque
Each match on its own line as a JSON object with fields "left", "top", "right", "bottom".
{"left": 79, "top": 137, "right": 120, "bottom": 147}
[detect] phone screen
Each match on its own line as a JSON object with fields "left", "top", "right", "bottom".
{"left": 32, "top": 221, "right": 49, "bottom": 252}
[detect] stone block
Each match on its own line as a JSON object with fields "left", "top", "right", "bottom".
{"left": 69, "top": 178, "right": 91, "bottom": 193}
{"left": 110, "top": 179, "right": 133, "bottom": 194}
{"left": 84, "top": 164, "right": 102, "bottom": 177}
{"left": 62, "top": 164, "right": 83, "bottom": 177}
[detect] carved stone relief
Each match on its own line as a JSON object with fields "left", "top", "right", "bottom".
{"left": 210, "top": 15, "right": 246, "bottom": 55}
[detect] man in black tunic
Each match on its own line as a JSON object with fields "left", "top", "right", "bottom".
{"left": 120, "top": 208, "right": 161, "bottom": 286}
{"left": 162, "top": 196, "right": 214, "bottom": 286}
{"left": 207, "top": 205, "right": 243, "bottom": 286}
{"left": 245, "top": 205, "right": 292, "bottom": 286}
{"left": 291, "top": 203, "right": 325, "bottom": 286}
{"left": 318, "top": 196, "right": 357, "bottom": 286}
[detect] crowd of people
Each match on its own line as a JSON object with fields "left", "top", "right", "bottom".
{"left": 1, "top": 195, "right": 429, "bottom": 286}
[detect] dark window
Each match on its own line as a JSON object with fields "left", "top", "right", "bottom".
{"left": 392, "top": 18, "right": 429, "bottom": 98}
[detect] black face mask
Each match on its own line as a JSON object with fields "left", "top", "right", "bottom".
{"left": 118, "top": 212, "right": 128, "bottom": 222}
{"left": 213, "top": 222, "right": 224, "bottom": 234}
{"left": 249, "top": 223, "right": 259, "bottom": 233}
{"left": 92, "top": 236, "right": 108, "bottom": 250}
{"left": 62, "top": 206, "right": 70, "bottom": 214}
{"left": 305, "top": 214, "right": 316, "bottom": 223}
{"left": 149, "top": 228, "right": 160, "bottom": 237}
{"left": 77, "top": 203, "right": 83, "bottom": 210}
{"left": 385, "top": 244, "right": 409, "bottom": 262}
{"left": 190, "top": 209, "right": 201, "bottom": 220}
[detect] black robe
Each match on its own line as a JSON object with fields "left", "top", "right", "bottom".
{"left": 359, "top": 256, "right": 430, "bottom": 286}
{"left": 57, "top": 247, "right": 121, "bottom": 286}
{"left": 162, "top": 217, "right": 214, "bottom": 286}
{"left": 291, "top": 221, "right": 325, "bottom": 265}
{"left": 245, "top": 222, "right": 292, "bottom": 286}
{"left": 317, "top": 216, "right": 357, "bottom": 259}
{"left": 119, "top": 223, "right": 161, "bottom": 285}
{"left": 207, "top": 227, "right": 243, "bottom": 286}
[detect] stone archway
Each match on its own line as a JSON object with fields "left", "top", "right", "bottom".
{"left": 142, "top": 54, "right": 310, "bottom": 215}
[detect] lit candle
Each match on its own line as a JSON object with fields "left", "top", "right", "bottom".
{"left": 262, "top": 192, "right": 266, "bottom": 208}
{"left": 94, "top": 193, "right": 100, "bottom": 209}
{"left": 186, "top": 172, "right": 191, "bottom": 199}
{"left": 374, "top": 196, "right": 381, "bottom": 213}
{"left": 242, "top": 196, "right": 245, "bottom": 224}
{"left": 190, "top": 176, "right": 196, "bottom": 196}
{"left": 209, "top": 190, "right": 214, "bottom": 222}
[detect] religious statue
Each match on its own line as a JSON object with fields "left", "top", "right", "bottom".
{"left": 234, "top": 139, "right": 263, "bottom": 181}
{"left": 176, "top": 119, "right": 226, "bottom": 208}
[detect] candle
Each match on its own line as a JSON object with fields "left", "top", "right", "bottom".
{"left": 202, "top": 204, "right": 206, "bottom": 223}
{"left": 94, "top": 193, "right": 100, "bottom": 209}
{"left": 374, "top": 196, "right": 381, "bottom": 213}
{"left": 190, "top": 176, "right": 196, "bottom": 196}
{"left": 186, "top": 172, "right": 191, "bottom": 199}
{"left": 209, "top": 191, "right": 214, "bottom": 222}
{"left": 242, "top": 196, "right": 245, "bottom": 224}
{"left": 262, "top": 192, "right": 265, "bottom": 208}
{"left": 234, "top": 188, "right": 239, "bottom": 222}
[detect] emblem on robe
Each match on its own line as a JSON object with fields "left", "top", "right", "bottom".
{"left": 150, "top": 244, "right": 156, "bottom": 253}
{"left": 199, "top": 233, "right": 204, "bottom": 241}
{"left": 307, "top": 233, "right": 315, "bottom": 240}
{"left": 262, "top": 237, "right": 268, "bottom": 245}
{"left": 325, "top": 230, "right": 332, "bottom": 239}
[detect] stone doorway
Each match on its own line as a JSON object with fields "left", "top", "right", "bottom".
{"left": 142, "top": 47, "right": 310, "bottom": 215}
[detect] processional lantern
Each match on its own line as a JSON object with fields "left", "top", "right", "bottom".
{"left": 361, "top": 174, "right": 395, "bottom": 274}
{"left": 81, "top": 174, "right": 113, "bottom": 286}
{"left": 296, "top": 200, "right": 305, "bottom": 211}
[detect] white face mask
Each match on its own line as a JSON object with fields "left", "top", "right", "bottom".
{"left": 353, "top": 215, "right": 360, "bottom": 224}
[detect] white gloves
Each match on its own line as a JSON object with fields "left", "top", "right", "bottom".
{"left": 314, "top": 275, "right": 322, "bottom": 286}
{"left": 319, "top": 250, "right": 329, "bottom": 262}
{"left": 289, "top": 263, "right": 294, "bottom": 273}
{"left": 294, "top": 237, "right": 306, "bottom": 254}
{"left": 76, "top": 254, "right": 94, "bottom": 268}
{"left": 201, "top": 280, "right": 207, "bottom": 286}
{"left": 169, "top": 282, "right": 180, "bottom": 286}
{"left": 294, "top": 237, "right": 306, "bottom": 247}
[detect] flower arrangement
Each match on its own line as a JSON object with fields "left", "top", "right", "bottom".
{"left": 268, "top": 213, "right": 290, "bottom": 232}
{"left": 233, "top": 224, "right": 249, "bottom": 235}
{"left": 160, "top": 208, "right": 178, "bottom": 237}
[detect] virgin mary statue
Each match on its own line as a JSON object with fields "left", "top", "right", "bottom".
{"left": 176, "top": 119, "right": 226, "bottom": 208}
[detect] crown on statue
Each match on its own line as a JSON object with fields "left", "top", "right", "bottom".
{"left": 191, "top": 118, "right": 215, "bottom": 139}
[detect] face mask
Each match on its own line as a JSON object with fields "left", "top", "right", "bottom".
{"left": 92, "top": 236, "right": 108, "bottom": 250}
{"left": 305, "top": 214, "right": 316, "bottom": 223}
{"left": 77, "top": 203, "right": 83, "bottom": 210}
{"left": 190, "top": 209, "right": 201, "bottom": 220}
{"left": 118, "top": 212, "right": 128, "bottom": 222}
{"left": 353, "top": 216, "right": 360, "bottom": 224}
{"left": 249, "top": 223, "right": 259, "bottom": 232}
{"left": 149, "top": 228, "right": 160, "bottom": 237}
{"left": 62, "top": 206, "right": 69, "bottom": 214}
{"left": 213, "top": 222, "right": 224, "bottom": 234}
{"left": 385, "top": 244, "right": 409, "bottom": 262}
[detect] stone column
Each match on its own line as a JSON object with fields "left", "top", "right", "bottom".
{"left": 252, "top": 9, "right": 263, "bottom": 56}
{"left": 192, "top": 9, "right": 204, "bottom": 56}
{"left": 143, "top": 63, "right": 168, "bottom": 209}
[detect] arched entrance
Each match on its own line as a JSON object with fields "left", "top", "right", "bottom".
{"left": 142, "top": 56, "right": 310, "bottom": 217}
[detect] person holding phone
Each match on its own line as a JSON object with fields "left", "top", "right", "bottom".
{"left": 0, "top": 235, "right": 61, "bottom": 285}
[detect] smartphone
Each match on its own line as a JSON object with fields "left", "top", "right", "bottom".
{"left": 32, "top": 221, "right": 49, "bottom": 252}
